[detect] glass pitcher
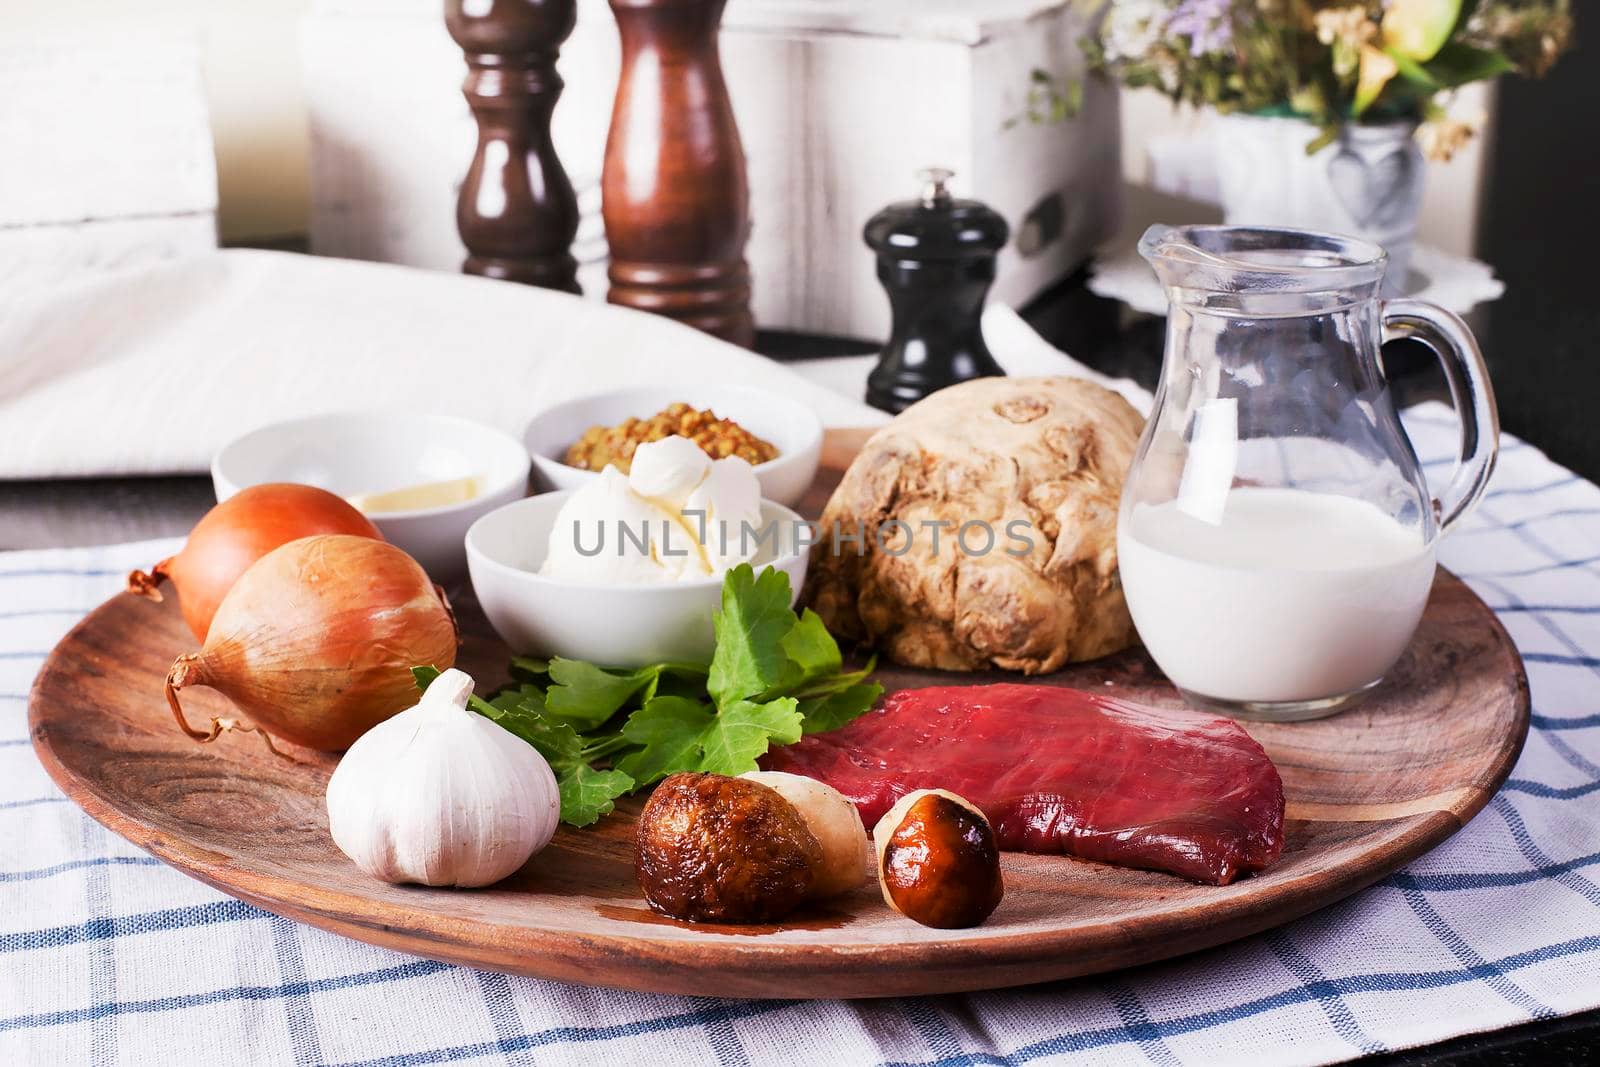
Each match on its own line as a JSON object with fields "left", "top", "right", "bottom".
{"left": 1118, "top": 225, "right": 1498, "bottom": 721}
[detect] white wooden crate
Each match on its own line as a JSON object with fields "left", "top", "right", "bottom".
{"left": 302, "top": 0, "right": 1120, "bottom": 338}
{"left": 0, "top": 28, "right": 217, "bottom": 295}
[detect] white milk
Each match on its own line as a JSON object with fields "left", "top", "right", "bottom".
{"left": 1118, "top": 488, "right": 1437, "bottom": 705}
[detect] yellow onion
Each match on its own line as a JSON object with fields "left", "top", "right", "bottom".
{"left": 165, "top": 535, "right": 458, "bottom": 751}
{"left": 129, "top": 483, "right": 382, "bottom": 642}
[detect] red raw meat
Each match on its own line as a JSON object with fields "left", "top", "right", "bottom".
{"left": 764, "top": 683, "right": 1285, "bottom": 885}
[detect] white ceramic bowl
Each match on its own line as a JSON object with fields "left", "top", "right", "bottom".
{"left": 522, "top": 385, "right": 823, "bottom": 508}
{"left": 465, "top": 491, "right": 809, "bottom": 667}
{"left": 213, "top": 412, "right": 531, "bottom": 582}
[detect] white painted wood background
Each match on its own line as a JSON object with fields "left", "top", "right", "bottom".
{"left": 0, "top": 28, "right": 218, "bottom": 294}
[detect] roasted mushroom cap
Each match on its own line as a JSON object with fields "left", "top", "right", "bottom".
{"left": 636, "top": 773, "right": 824, "bottom": 923}
{"left": 874, "top": 788, "right": 1004, "bottom": 929}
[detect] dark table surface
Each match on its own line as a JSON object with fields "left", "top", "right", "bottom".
{"left": 2, "top": 264, "right": 1596, "bottom": 1066}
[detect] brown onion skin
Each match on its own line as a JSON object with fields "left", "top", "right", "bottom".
{"left": 165, "top": 534, "right": 457, "bottom": 751}
{"left": 129, "top": 483, "right": 382, "bottom": 642}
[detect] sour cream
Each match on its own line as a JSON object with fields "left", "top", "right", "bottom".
{"left": 540, "top": 436, "right": 763, "bottom": 583}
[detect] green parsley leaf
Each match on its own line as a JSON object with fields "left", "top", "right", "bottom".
{"left": 698, "top": 698, "right": 803, "bottom": 776}
{"left": 498, "top": 708, "right": 588, "bottom": 770}
{"left": 774, "top": 608, "right": 842, "bottom": 694}
{"left": 793, "top": 658, "right": 876, "bottom": 697}
{"left": 798, "top": 682, "right": 884, "bottom": 734}
{"left": 615, "top": 696, "right": 716, "bottom": 786}
{"left": 557, "top": 763, "right": 635, "bottom": 827}
{"left": 616, "top": 695, "right": 804, "bottom": 785}
{"left": 544, "top": 658, "right": 658, "bottom": 730}
{"left": 708, "top": 563, "right": 800, "bottom": 706}
{"left": 638, "top": 662, "right": 712, "bottom": 703}
{"left": 510, "top": 655, "right": 551, "bottom": 681}
{"left": 489, "top": 683, "right": 546, "bottom": 714}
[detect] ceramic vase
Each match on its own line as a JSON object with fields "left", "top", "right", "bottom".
{"left": 1213, "top": 113, "right": 1424, "bottom": 293}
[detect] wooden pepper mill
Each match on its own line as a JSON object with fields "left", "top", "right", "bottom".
{"left": 864, "top": 168, "right": 1009, "bottom": 413}
{"left": 446, "top": 0, "right": 581, "bottom": 293}
{"left": 602, "top": 0, "right": 755, "bottom": 346}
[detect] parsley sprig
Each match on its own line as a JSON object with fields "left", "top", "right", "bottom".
{"left": 414, "top": 564, "right": 880, "bottom": 826}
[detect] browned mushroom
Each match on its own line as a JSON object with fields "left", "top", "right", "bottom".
{"left": 636, "top": 772, "right": 824, "bottom": 923}
{"left": 874, "top": 788, "right": 1004, "bottom": 929}
{"left": 740, "top": 770, "right": 871, "bottom": 897}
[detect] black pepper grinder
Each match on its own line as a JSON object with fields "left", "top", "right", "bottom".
{"left": 863, "top": 167, "right": 1010, "bottom": 414}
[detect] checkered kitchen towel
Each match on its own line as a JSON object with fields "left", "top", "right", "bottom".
{"left": 2, "top": 403, "right": 1597, "bottom": 1067}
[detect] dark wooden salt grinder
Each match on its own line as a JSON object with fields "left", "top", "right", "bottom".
{"left": 446, "top": 0, "right": 582, "bottom": 293}
{"left": 864, "top": 168, "right": 1009, "bottom": 413}
{"left": 602, "top": 0, "right": 755, "bottom": 347}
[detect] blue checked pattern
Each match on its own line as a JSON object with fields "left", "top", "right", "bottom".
{"left": 1, "top": 403, "right": 1597, "bottom": 1067}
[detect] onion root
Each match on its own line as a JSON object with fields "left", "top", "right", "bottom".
{"left": 165, "top": 653, "right": 288, "bottom": 758}
{"left": 126, "top": 563, "right": 170, "bottom": 603}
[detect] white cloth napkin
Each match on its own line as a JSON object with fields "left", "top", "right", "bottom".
{"left": 0, "top": 248, "right": 1160, "bottom": 481}
{"left": 0, "top": 250, "right": 887, "bottom": 480}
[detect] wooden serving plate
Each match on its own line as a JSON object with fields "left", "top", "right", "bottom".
{"left": 29, "top": 433, "right": 1530, "bottom": 999}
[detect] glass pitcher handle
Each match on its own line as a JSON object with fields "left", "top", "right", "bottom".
{"left": 1381, "top": 299, "right": 1500, "bottom": 535}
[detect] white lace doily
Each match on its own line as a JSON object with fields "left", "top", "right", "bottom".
{"left": 1087, "top": 243, "right": 1505, "bottom": 316}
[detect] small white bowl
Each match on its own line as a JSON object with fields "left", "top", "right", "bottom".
{"left": 465, "top": 491, "right": 809, "bottom": 667}
{"left": 522, "top": 385, "right": 823, "bottom": 508}
{"left": 213, "top": 412, "right": 531, "bottom": 582}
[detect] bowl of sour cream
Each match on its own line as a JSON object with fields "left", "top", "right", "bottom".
{"left": 466, "top": 437, "right": 809, "bottom": 666}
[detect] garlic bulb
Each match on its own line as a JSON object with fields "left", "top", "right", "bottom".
{"left": 326, "top": 668, "right": 559, "bottom": 887}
